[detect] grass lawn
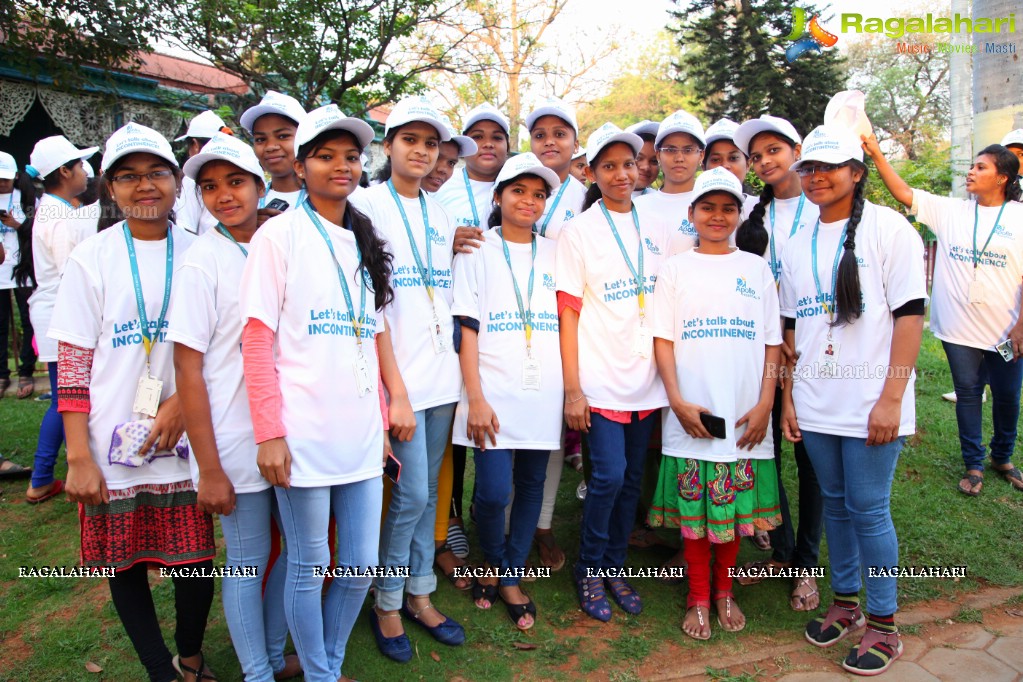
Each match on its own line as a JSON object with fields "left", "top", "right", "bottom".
{"left": 2, "top": 331, "right": 1023, "bottom": 681}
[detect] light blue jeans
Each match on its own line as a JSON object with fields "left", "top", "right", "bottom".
{"left": 375, "top": 403, "right": 456, "bottom": 610}
{"left": 219, "top": 489, "right": 290, "bottom": 682}
{"left": 275, "top": 478, "right": 382, "bottom": 682}
{"left": 801, "top": 431, "right": 903, "bottom": 616}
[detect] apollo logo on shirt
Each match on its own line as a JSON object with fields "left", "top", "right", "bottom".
{"left": 542, "top": 273, "right": 556, "bottom": 291}
{"left": 735, "top": 277, "right": 761, "bottom": 300}
{"left": 112, "top": 319, "right": 168, "bottom": 348}
{"left": 563, "top": 209, "right": 575, "bottom": 221}
{"left": 427, "top": 226, "right": 446, "bottom": 245}
{"left": 644, "top": 238, "right": 662, "bottom": 255}
{"left": 678, "top": 219, "right": 696, "bottom": 236}
{"left": 992, "top": 224, "right": 1012, "bottom": 239}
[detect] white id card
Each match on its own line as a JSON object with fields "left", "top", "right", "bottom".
{"left": 632, "top": 327, "right": 653, "bottom": 358}
{"left": 353, "top": 353, "right": 373, "bottom": 397}
{"left": 133, "top": 375, "right": 163, "bottom": 418}
{"left": 430, "top": 298, "right": 453, "bottom": 354}
{"left": 818, "top": 340, "right": 841, "bottom": 377}
{"left": 522, "top": 357, "right": 541, "bottom": 390}
{"left": 968, "top": 279, "right": 987, "bottom": 305}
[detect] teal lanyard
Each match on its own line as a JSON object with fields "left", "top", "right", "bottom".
{"left": 768, "top": 194, "right": 806, "bottom": 282}
{"left": 972, "top": 201, "right": 1007, "bottom": 273}
{"left": 462, "top": 169, "right": 480, "bottom": 227}
{"left": 122, "top": 222, "right": 174, "bottom": 363}
{"left": 258, "top": 186, "right": 307, "bottom": 209}
{"left": 386, "top": 180, "right": 436, "bottom": 302}
{"left": 598, "top": 200, "right": 646, "bottom": 319}
{"left": 302, "top": 200, "right": 367, "bottom": 350}
{"left": 539, "top": 180, "right": 570, "bottom": 237}
{"left": 215, "top": 223, "right": 248, "bottom": 257}
{"left": 46, "top": 193, "right": 74, "bottom": 209}
{"left": 810, "top": 219, "right": 847, "bottom": 325}
{"left": 498, "top": 228, "right": 537, "bottom": 355}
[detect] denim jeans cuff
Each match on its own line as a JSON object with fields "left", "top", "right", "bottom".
{"left": 407, "top": 573, "right": 437, "bottom": 598}
{"left": 374, "top": 585, "right": 405, "bottom": 611}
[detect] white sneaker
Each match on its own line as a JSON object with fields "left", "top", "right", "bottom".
{"left": 941, "top": 391, "right": 986, "bottom": 403}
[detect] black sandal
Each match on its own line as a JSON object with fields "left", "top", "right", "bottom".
{"left": 473, "top": 579, "right": 498, "bottom": 609}
{"left": 958, "top": 472, "right": 983, "bottom": 496}
{"left": 499, "top": 586, "right": 536, "bottom": 631}
{"left": 993, "top": 464, "right": 1023, "bottom": 492}
{"left": 173, "top": 652, "right": 218, "bottom": 681}
{"left": 435, "top": 543, "right": 473, "bottom": 591}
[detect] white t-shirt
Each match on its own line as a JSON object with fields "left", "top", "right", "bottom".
{"left": 0, "top": 189, "right": 26, "bottom": 289}
{"left": 652, "top": 249, "right": 781, "bottom": 461}
{"left": 450, "top": 232, "right": 563, "bottom": 449}
{"left": 912, "top": 189, "right": 1023, "bottom": 350}
{"left": 761, "top": 194, "right": 820, "bottom": 282}
{"left": 239, "top": 208, "right": 383, "bottom": 487}
{"left": 556, "top": 202, "right": 671, "bottom": 410}
{"left": 351, "top": 183, "right": 461, "bottom": 411}
{"left": 48, "top": 224, "right": 196, "bottom": 491}
{"left": 535, "top": 176, "right": 586, "bottom": 241}
{"left": 742, "top": 193, "right": 759, "bottom": 220}
{"left": 434, "top": 171, "right": 495, "bottom": 228}
{"left": 166, "top": 228, "right": 267, "bottom": 494}
{"left": 29, "top": 194, "right": 99, "bottom": 362}
{"left": 174, "top": 176, "right": 219, "bottom": 236}
{"left": 636, "top": 189, "right": 697, "bottom": 255}
{"left": 779, "top": 202, "right": 927, "bottom": 438}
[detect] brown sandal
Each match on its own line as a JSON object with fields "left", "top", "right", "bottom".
{"left": 682, "top": 602, "right": 712, "bottom": 640}
{"left": 958, "top": 470, "right": 983, "bottom": 496}
{"left": 734, "top": 558, "right": 790, "bottom": 586}
{"left": 534, "top": 530, "right": 565, "bottom": 571}
{"left": 992, "top": 463, "right": 1023, "bottom": 492}
{"left": 16, "top": 376, "right": 33, "bottom": 399}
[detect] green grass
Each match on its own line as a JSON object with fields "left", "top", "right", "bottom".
{"left": 3, "top": 331, "right": 1023, "bottom": 680}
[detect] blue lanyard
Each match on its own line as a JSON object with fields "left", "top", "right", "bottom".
{"left": 386, "top": 180, "right": 436, "bottom": 302}
{"left": 768, "top": 194, "right": 805, "bottom": 282}
{"left": 215, "top": 223, "right": 248, "bottom": 257}
{"left": 498, "top": 228, "right": 537, "bottom": 355}
{"left": 599, "top": 200, "right": 646, "bottom": 319}
{"left": 539, "top": 180, "right": 570, "bottom": 237}
{"left": 972, "top": 201, "right": 1007, "bottom": 272}
{"left": 810, "top": 219, "right": 847, "bottom": 324}
{"left": 45, "top": 193, "right": 74, "bottom": 209}
{"left": 121, "top": 222, "right": 174, "bottom": 361}
{"left": 258, "top": 186, "right": 306, "bottom": 209}
{"left": 462, "top": 169, "right": 480, "bottom": 227}
{"left": 303, "top": 200, "right": 368, "bottom": 350}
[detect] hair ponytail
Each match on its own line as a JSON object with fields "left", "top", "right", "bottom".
{"left": 12, "top": 172, "right": 42, "bottom": 287}
{"left": 348, "top": 204, "right": 394, "bottom": 310}
{"left": 736, "top": 183, "right": 772, "bottom": 255}
{"left": 832, "top": 164, "right": 868, "bottom": 327}
{"left": 581, "top": 182, "right": 602, "bottom": 211}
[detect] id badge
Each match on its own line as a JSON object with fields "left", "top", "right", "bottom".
{"left": 133, "top": 375, "right": 163, "bottom": 418}
{"left": 632, "top": 327, "right": 653, "bottom": 358}
{"left": 353, "top": 353, "right": 373, "bottom": 397}
{"left": 818, "top": 340, "right": 841, "bottom": 377}
{"left": 430, "top": 298, "right": 452, "bottom": 354}
{"left": 522, "top": 356, "right": 541, "bottom": 391}
{"left": 968, "top": 279, "right": 987, "bottom": 305}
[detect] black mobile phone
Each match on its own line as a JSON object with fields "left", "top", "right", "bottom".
{"left": 700, "top": 413, "right": 727, "bottom": 439}
{"left": 383, "top": 452, "right": 402, "bottom": 483}
{"left": 265, "top": 198, "right": 290, "bottom": 212}
{"left": 0, "top": 210, "right": 8, "bottom": 218}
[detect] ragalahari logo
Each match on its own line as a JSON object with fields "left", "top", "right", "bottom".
{"left": 785, "top": 7, "right": 839, "bottom": 62}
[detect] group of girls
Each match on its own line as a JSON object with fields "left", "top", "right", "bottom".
{"left": 8, "top": 80, "right": 1021, "bottom": 680}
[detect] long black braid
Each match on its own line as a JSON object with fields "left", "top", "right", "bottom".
{"left": 832, "top": 163, "right": 868, "bottom": 327}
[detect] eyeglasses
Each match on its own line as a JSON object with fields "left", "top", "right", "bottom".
{"left": 796, "top": 162, "right": 849, "bottom": 177}
{"left": 110, "top": 169, "right": 175, "bottom": 185}
{"left": 657, "top": 145, "right": 701, "bottom": 157}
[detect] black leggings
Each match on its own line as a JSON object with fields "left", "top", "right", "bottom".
{"left": 107, "top": 560, "right": 214, "bottom": 682}
{"left": 450, "top": 444, "right": 467, "bottom": 518}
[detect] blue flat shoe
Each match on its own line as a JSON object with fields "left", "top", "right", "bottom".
{"left": 369, "top": 608, "right": 412, "bottom": 663}
{"left": 401, "top": 598, "right": 466, "bottom": 646}
{"left": 604, "top": 576, "right": 643, "bottom": 615}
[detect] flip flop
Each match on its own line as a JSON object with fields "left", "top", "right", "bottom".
{"left": 0, "top": 456, "right": 32, "bottom": 479}
{"left": 957, "top": 472, "right": 983, "bottom": 496}
{"left": 992, "top": 464, "right": 1023, "bottom": 492}
{"left": 16, "top": 376, "right": 34, "bottom": 399}
{"left": 26, "top": 479, "right": 64, "bottom": 504}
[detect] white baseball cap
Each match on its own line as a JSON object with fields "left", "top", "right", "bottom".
{"left": 27, "top": 136, "right": 99, "bottom": 179}
{"left": 101, "top": 123, "right": 177, "bottom": 172}
{"left": 1001, "top": 129, "right": 1023, "bottom": 149}
{"left": 494, "top": 152, "right": 561, "bottom": 191}
{"left": 704, "top": 118, "right": 742, "bottom": 149}
{"left": 0, "top": 152, "right": 17, "bottom": 180}
{"left": 625, "top": 120, "right": 660, "bottom": 139}
{"left": 83, "top": 161, "right": 95, "bottom": 179}
{"left": 385, "top": 96, "right": 451, "bottom": 141}
{"left": 448, "top": 132, "right": 478, "bottom": 158}
{"left": 175, "top": 110, "right": 230, "bottom": 142}
{"left": 462, "top": 103, "right": 510, "bottom": 136}
{"left": 526, "top": 97, "right": 579, "bottom": 136}
{"left": 733, "top": 115, "right": 802, "bottom": 156}
{"left": 789, "top": 125, "right": 864, "bottom": 171}
{"left": 239, "top": 91, "right": 307, "bottom": 134}
{"left": 183, "top": 133, "right": 265, "bottom": 181}
{"left": 655, "top": 110, "right": 706, "bottom": 148}
{"left": 586, "top": 123, "right": 643, "bottom": 164}
{"left": 296, "top": 104, "right": 376, "bottom": 151}
{"left": 571, "top": 145, "right": 586, "bottom": 160}
{"left": 691, "top": 166, "right": 744, "bottom": 204}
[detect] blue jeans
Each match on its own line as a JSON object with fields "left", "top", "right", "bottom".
{"left": 375, "top": 403, "right": 455, "bottom": 610}
{"left": 275, "top": 478, "right": 381, "bottom": 682}
{"left": 220, "top": 489, "right": 290, "bottom": 682}
{"left": 801, "top": 431, "right": 902, "bottom": 616}
{"left": 942, "top": 341, "right": 1023, "bottom": 471}
{"left": 474, "top": 448, "right": 549, "bottom": 586}
{"left": 577, "top": 411, "right": 657, "bottom": 573}
{"left": 30, "top": 362, "right": 65, "bottom": 488}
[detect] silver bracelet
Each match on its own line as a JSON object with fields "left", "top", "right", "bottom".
{"left": 566, "top": 393, "right": 586, "bottom": 404}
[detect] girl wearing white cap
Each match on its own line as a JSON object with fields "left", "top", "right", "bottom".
{"left": 239, "top": 105, "right": 397, "bottom": 681}
{"left": 451, "top": 153, "right": 563, "bottom": 630}
{"left": 625, "top": 120, "right": 660, "bottom": 196}
{"left": 702, "top": 118, "right": 759, "bottom": 218}
{"left": 569, "top": 145, "right": 588, "bottom": 185}
{"left": 174, "top": 109, "right": 233, "bottom": 236}
{"left": 239, "top": 91, "right": 307, "bottom": 222}
{"left": 169, "top": 133, "right": 300, "bottom": 682}
{"left": 349, "top": 95, "right": 466, "bottom": 661}
{"left": 48, "top": 123, "right": 217, "bottom": 682}
{"left": 781, "top": 125, "right": 926, "bottom": 676}
{"left": 423, "top": 127, "right": 477, "bottom": 194}
{"left": 557, "top": 123, "right": 671, "bottom": 621}
{"left": 864, "top": 137, "right": 1023, "bottom": 498}
{"left": 14, "top": 136, "right": 97, "bottom": 502}
{"left": 648, "top": 167, "right": 782, "bottom": 640}
{"left": 1001, "top": 129, "right": 1023, "bottom": 169}
{"left": 0, "top": 150, "right": 35, "bottom": 408}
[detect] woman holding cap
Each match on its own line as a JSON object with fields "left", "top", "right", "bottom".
{"left": 451, "top": 152, "right": 563, "bottom": 630}
{"left": 48, "top": 123, "right": 218, "bottom": 682}
{"left": 0, "top": 150, "right": 35, "bottom": 407}
{"left": 169, "top": 133, "right": 300, "bottom": 682}
{"left": 239, "top": 91, "right": 307, "bottom": 222}
{"left": 781, "top": 125, "right": 926, "bottom": 675}
{"left": 239, "top": 104, "right": 396, "bottom": 681}
{"left": 558, "top": 122, "right": 672, "bottom": 621}
{"left": 350, "top": 96, "right": 467, "bottom": 661}
{"left": 648, "top": 167, "right": 782, "bottom": 640}
{"left": 625, "top": 120, "right": 660, "bottom": 196}
{"left": 865, "top": 136, "right": 1023, "bottom": 497}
